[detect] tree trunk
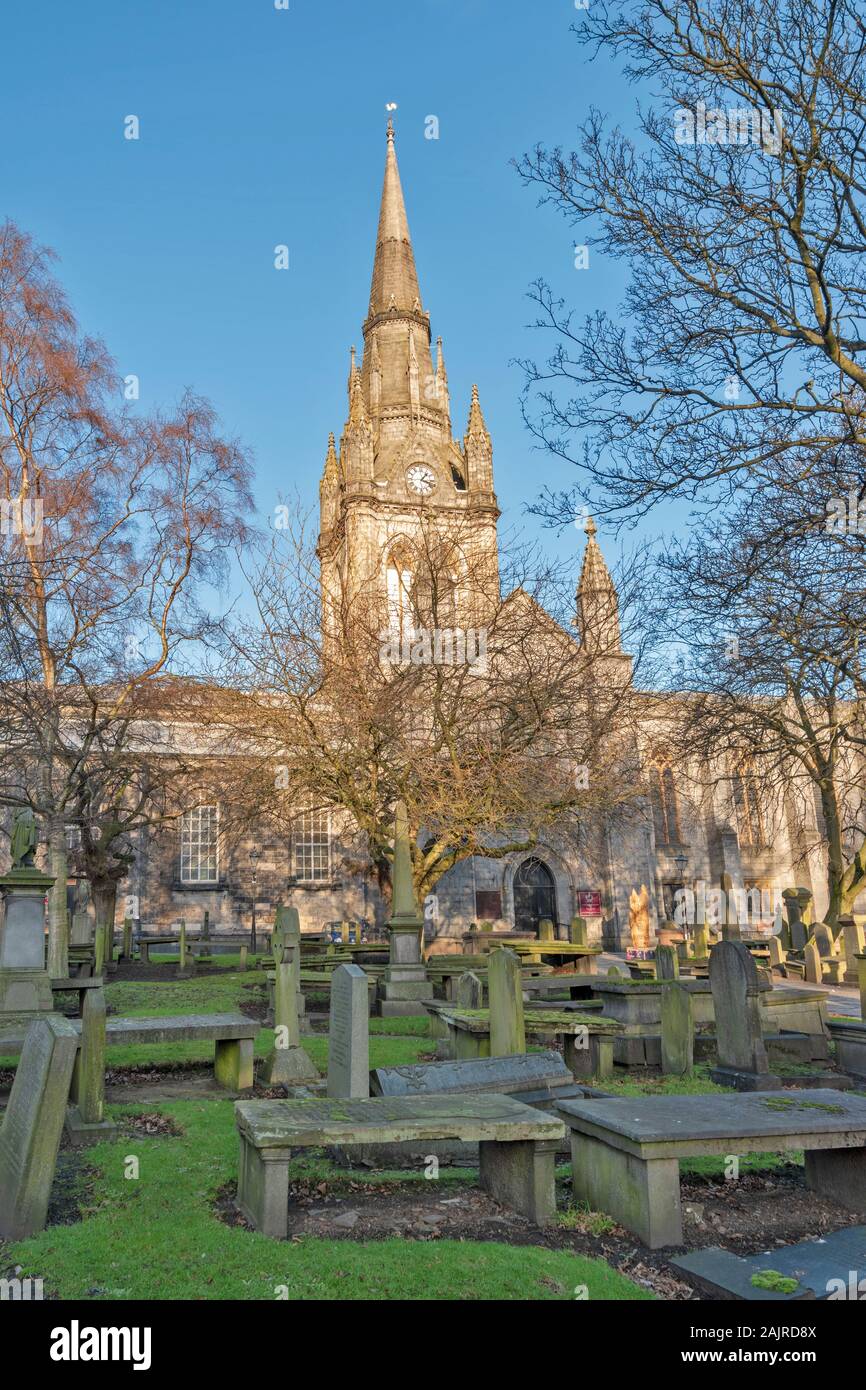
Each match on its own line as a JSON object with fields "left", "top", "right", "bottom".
{"left": 819, "top": 781, "right": 846, "bottom": 935}
{"left": 46, "top": 815, "right": 69, "bottom": 977}
{"left": 92, "top": 880, "right": 118, "bottom": 970}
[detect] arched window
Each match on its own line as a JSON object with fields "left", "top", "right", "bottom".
{"left": 386, "top": 546, "right": 415, "bottom": 642}
{"left": 513, "top": 857, "right": 557, "bottom": 935}
{"left": 649, "top": 756, "right": 681, "bottom": 845}
{"left": 732, "top": 760, "right": 766, "bottom": 847}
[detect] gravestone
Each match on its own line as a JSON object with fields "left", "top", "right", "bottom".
{"left": 569, "top": 915, "right": 588, "bottom": 947}
{"left": 804, "top": 938, "right": 822, "bottom": 984}
{"left": 538, "top": 917, "right": 555, "bottom": 942}
{"left": 327, "top": 963, "right": 369, "bottom": 1098}
{"left": 488, "top": 947, "right": 525, "bottom": 1056}
{"left": 370, "top": 1050, "right": 574, "bottom": 1098}
{"left": 455, "top": 970, "right": 483, "bottom": 1010}
{"left": 661, "top": 982, "right": 693, "bottom": 1076}
{"left": 70, "top": 910, "right": 93, "bottom": 948}
{"left": 709, "top": 940, "right": 779, "bottom": 1090}
{"left": 782, "top": 887, "right": 811, "bottom": 951}
{"left": 857, "top": 955, "right": 866, "bottom": 1021}
{"left": 655, "top": 943, "right": 680, "bottom": 981}
{"left": 66, "top": 986, "right": 117, "bottom": 1145}
{"left": 767, "top": 936, "right": 787, "bottom": 972}
{"left": 0, "top": 1014, "right": 78, "bottom": 1238}
{"left": 720, "top": 872, "right": 742, "bottom": 942}
{"left": 200, "top": 908, "right": 211, "bottom": 959}
{"left": 381, "top": 801, "right": 433, "bottom": 1016}
{"left": 238, "top": 944, "right": 248, "bottom": 971}
{"left": 0, "top": 829, "right": 54, "bottom": 1019}
{"left": 260, "top": 939, "right": 317, "bottom": 1084}
{"left": 176, "top": 919, "right": 194, "bottom": 979}
{"left": 839, "top": 915, "right": 865, "bottom": 985}
{"left": 812, "top": 923, "right": 844, "bottom": 983}
{"left": 120, "top": 915, "right": 133, "bottom": 962}
{"left": 692, "top": 923, "right": 710, "bottom": 960}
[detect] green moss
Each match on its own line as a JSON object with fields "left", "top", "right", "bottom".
{"left": 750, "top": 1270, "right": 800, "bottom": 1294}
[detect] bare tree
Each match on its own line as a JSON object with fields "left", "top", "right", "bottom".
{"left": 210, "top": 507, "right": 651, "bottom": 910}
{"left": 514, "top": 0, "right": 866, "bottom": 523}
{"left": 0, "top": 221, "right": 253, "bottom": 970}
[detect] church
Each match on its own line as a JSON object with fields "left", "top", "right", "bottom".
{"left": 128, "top": 121, "right": 829, "bottom": 947}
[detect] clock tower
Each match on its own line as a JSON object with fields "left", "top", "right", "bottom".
{"left": 317, "top": 117, "right": 500, "bottom": 649}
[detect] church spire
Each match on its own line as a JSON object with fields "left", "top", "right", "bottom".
{"left": 463, "top": 384, "right": 493, "bottom": 492}
{"left": 575, "top": 516, "right": 622, "bottom": 655}
{"left": 369, "top": 116, "right": 424, "bottom": 317}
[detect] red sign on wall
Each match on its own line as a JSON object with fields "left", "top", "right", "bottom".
{"left": 578, "top": 890, "right": 602, "bottom": 917}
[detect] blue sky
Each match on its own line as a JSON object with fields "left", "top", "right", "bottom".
{"left": 4, "top": 0, "right": 639, "bottom": 586}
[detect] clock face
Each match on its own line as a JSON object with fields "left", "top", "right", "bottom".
{"left": 406, "top": 464, "right": 435, "bottom": 496}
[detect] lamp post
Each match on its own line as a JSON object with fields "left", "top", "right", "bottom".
{"left": 249, "top": 848, "right": 261, "bottom": 956}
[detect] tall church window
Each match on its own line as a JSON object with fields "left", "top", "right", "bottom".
{"left": 732, "top": 761, "right": 766, "bottom": 847}
{"left": 293, "top": 809, "right": 331, "bottom": 882}
{"left": 649, "top": 757, "right": 681, "bottom": 845}
{"left": 180, "top": 805, "right": 219, "bottom": 883}
{"left": 386, "top": 547, "right": 415, "bottom": 641}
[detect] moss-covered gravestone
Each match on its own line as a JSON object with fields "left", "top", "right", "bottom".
{"left": 66, "top": 986, "right": 117, "bottom": 1146}
{"left": 488, "top": 947, "right": 525, "bottom": 1057}
{"left": 455, "top": 970, "right": 483, "bottom": 1009}
{"left": 804, "top": 938, "right": 822, "bottom": 984}
{"left": 0, "top": 1014, "right": 78, "bottom": 1239}
{"left": 709, "top": 940, "right": 779, "bottom": 1090}
{"left": 176, "top": 919, "right": 195, "bottom": 979}
{"left": 857, "top": 954, "right": 866, "bottom": 1022}
{"left": 839, "top": 915, "right": 865, "bottom": 985}
{"left": 0, "top": 827, "right": 54, "bottom": 1019}
{"left": 655, "top": 944, "right": 679, "bottom": 981}
{"left": 260, "top": 938, "right": 318, "bottom": 1085}
{"left": 569, "top": 915, "right": 588, "bottom": 947}
{"left": 327, "top": 963, "right": 369, "bottom": 1098}
{"left": 538, "top": 917, "right": 555, "bottom": 942}
{"left": 661, "top": 982, "right": 693, "bottom": 1075}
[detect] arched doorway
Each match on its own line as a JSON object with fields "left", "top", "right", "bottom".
{"left": 513, "top": 857, "right": 557, "bottom": 936}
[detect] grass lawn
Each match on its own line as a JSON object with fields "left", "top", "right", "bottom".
{"left": 2, "top": 1098, "right": 652, "bottom": 1301}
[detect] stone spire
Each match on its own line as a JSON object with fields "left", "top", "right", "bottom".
{"left": 319, "top": 433, "right": 341, "bottom": 534}
{"left": 435, "top": 336, "right": 451, "bottom": 425}
{"left": 369, "top": 117, "right": 424, "bottom": 317}
{"left": 463, "top": 384, "right": 493, "bottom": 492}
{"left": 575, "top": 516, "right": 622, "bottom": 655}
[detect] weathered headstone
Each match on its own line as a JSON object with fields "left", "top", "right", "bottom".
{"left": 238, "top": 944, "right": 248, "bottom": 971}
{"left": 803, "top": 938, "right": 822, "bottom": 984}
{"left": 767, "top": 936, "right": 786, "bottom": 972}
{"left": 200, "top": 908, "right": 211, "bottom": 959}
{"left": 70, "top": 909, "right": 93, "bottom": 948}
{"left": 538, "top": 917, "right": 555, "bottom": 942}
{"left": 381, "top": 801, "right": 433, "bottom": 1017}
{"left": 176, "top": 919, "right": 195, "bottom": 978}
{"left": 569, "top": 915, "right": 588, "bottom": 947}
{"left": 0, "top": 839, "right": 54, "bottom": 1018}
{"left": 661, "top": 982, "right": 693, "bottom": 1076}
{"left": 692, "top": 923, "right": 710, "bottom": 960}
{"left": 260, "top": 938, "right": 317, "bottom": 1085}
{"left": 709, "top": 940, "right": 779, "bottom": 1090}
{"left": 720, "top": 872, "right": 742, "bottom": 942}
{"left": 120, "top": 915, "right": 133, "bottom": 962}
{"left": 0, "top": 1014, "right": 78, "bottom": 1238}
{"left": 857, "top": 954, "right": 866, "bottom": 1021}
{"left": 655, "top": 943, "right": 680, "bottom": 981}
{"left": 839, "top": 915, "right": 865, "bottom": 985}
{"left": 66, "top": 986, "right": 117, "bottom": 1145}
{"left": 455, "top": 970, "right": 483, "bottom": 1010}
{"left": 488, "top": 947, "right": 525, "bottom": 1057}
{"left": 327, "top": 963, "right": 369, "bottom": 1098}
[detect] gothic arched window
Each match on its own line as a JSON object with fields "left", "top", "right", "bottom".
{"left": 732, "top": 760, "right": 766, "bottom": 847}
{"left": 649, "top": 755, "right": 681, "bottom": 845}
{"left": 386, "top": 545, "right": 415, "bottom": 642}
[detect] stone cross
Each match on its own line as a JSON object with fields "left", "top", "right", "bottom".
{"left": 661, "top": 982, "right": 693, "bottom": 1076}
{"left": 0, "top": 1014, "right": 78, "bottom": 1238}
{"left": 327, "top": 963, "right": 370, "bottom": 1098}
{"left": 709, "top": 940, "right": 778, "bottom": 1090}
{"left": 488, "top": 947, "right": 525, "bottom": 1056}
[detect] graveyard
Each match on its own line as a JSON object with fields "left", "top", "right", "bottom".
{"left": 2, "top": 803, "right": 866, "bottom": 1304}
